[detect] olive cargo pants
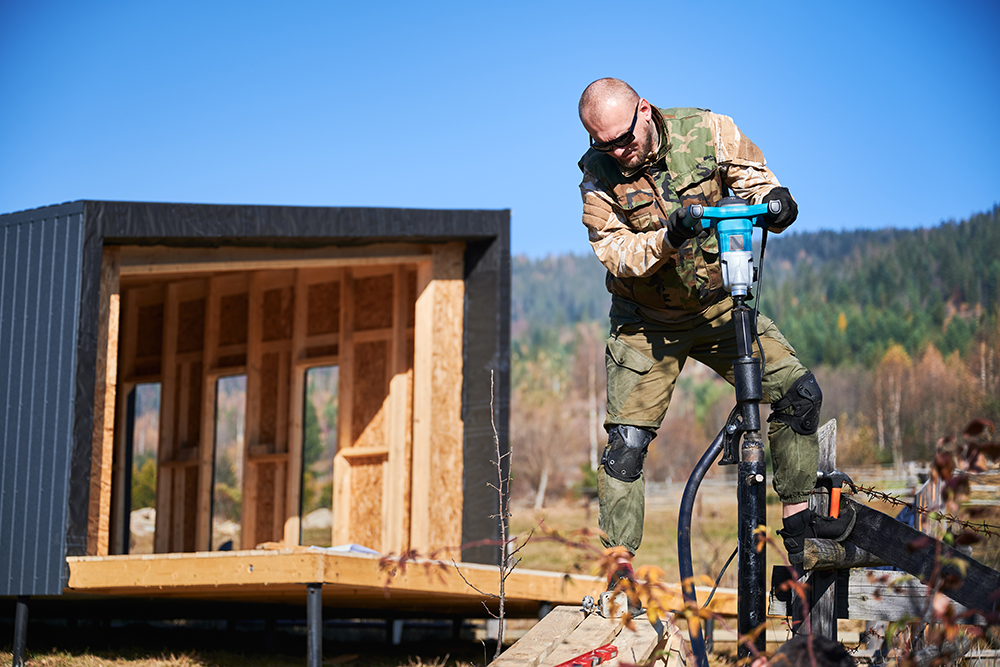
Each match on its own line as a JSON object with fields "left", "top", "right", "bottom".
{"left": 598, "top": 302, "right": 819, "bottom": 554}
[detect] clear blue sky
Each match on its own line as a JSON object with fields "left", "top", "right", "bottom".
{"left": 2, "top": 0, "right": 998, "bottom": 257}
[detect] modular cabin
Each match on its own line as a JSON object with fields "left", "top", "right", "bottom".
{"left": 0, "top": 201, "right": 609, "bottom": 623}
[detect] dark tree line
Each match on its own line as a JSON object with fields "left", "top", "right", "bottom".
{"left": 510, "top": 206, "right": 1000, "bottom": 501}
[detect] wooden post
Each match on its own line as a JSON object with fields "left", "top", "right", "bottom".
{"left": 284, "top": 268, "right": 309, "bottom": 545}
{"left": 410, "top": 244, "right": 465, "bottom": 555}
{"left": 155, "top": 282, "right": 179, "bottom": 553}
{"left": 805, "top": 419, "right": 838, "bottom": 638}
{"left": 87, "top": 247, "right": 120, "bottom": 556}
{"left": 332, "top": 270, "right": 355, "bottom": 546}
{"left": 385, "top": 264, "right": 412, "bottom": 554}
{"left": 197, "top": 276, "right": 221, "bottom": 551}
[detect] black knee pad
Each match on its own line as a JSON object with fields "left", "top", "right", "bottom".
{"left": 602, "top": 425, "right": 655, "bottom": 482}
{"left": 768, "top": 371, "right": 823, "bottom": 435}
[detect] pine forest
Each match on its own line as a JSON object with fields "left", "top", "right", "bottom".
{"left": 510, "top": 205, "right": 1000, "bottom": 503}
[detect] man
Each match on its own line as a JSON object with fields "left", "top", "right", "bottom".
{"left": 577, "top": 78, "right": 853, "bottom": 587}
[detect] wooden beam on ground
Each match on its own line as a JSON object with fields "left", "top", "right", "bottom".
{"left": 492, "top": 604, "right": 682, "bottom": 667}
{"left": 538, "top": 612, "right": 626, "bottom": 667}
{"left": 87, "top": 247, "right": 121, "bottom": 556}
{"left": 845, "top": 499, "right": 1000, "bottom": 617}
{"left": 490, "top": 606, "right": 585, "bottom": 667}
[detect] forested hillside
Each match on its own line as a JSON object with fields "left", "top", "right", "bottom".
{"left": 510, "top": 206, "right": 1000, "bottom": 503}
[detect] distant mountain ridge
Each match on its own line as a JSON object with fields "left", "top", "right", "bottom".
{"left": 512, "top": 205, "right": 1000, "bottom": 367}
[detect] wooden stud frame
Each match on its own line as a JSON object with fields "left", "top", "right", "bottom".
{"left": 109, "top": 243, "right": 465, "bottom": 559}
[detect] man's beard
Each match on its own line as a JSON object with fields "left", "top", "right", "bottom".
{"left": 616, "top": 127, "right": 655, "bottom": 171}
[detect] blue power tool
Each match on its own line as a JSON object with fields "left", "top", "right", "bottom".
{"left": 686, "top": 195, "right": 781, "bottom": 297}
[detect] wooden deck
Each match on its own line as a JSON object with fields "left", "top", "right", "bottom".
{"left": 63, "top": 548, "right": 738, "bottom": 619}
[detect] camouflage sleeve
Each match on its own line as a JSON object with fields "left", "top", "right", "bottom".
{"left": 709, "top": 112, "right": 782, "bottom": 204}
{"left": 580, "top": 172, "right": 675, "bottom": 278}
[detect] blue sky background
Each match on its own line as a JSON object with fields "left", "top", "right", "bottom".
{"left": 2, "top": 1, "right": 998, "bottom": 257}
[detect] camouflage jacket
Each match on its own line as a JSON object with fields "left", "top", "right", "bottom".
{"left": 579, "top": 107, "right": 782, "bottom": 327}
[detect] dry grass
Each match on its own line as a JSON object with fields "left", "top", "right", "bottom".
{"left": 509, "top": 476, "right": 791, "bottom": 593}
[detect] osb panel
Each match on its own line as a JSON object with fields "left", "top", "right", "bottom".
{"left": 262, "top": 287, "right": 293, "bottom": 342}
{"left": 406, "top": 269, "right": 417, "bottom": 328}
{"left": 136, "top": 303, "right": 164, "bottom": 358}
{"left": 184, "top": 467, "right": 198, "bottom": 552}
{"left": 133, "top": 357, "right": 161, "bottom": 378}
{"left": 260, "top": 352, "right": 279, "bottom": 446}
{"left": 307, "top": 281, "right": 340, "bottom": 336}
{"left": 352, "top": 341, "right": 387, "bottom": 446}
{"left": 255, "top": 463, "right": 276, "bottom": 544}
{"left": 217, "top": 353, "right": 246, "bottom": 369}
{"left": 186, "top": 361, "right": 203, "bottom": 448}
{"left": 305, "top": 345, "right": 338, "bottom": 359}
{"left": 349, "top": 458, "right": 384, "bottom": 552}
{"left": 354, "top": 275, "right": 394, "bottom": 331}
{"left": 219, "top": 293, "right": 249, "bottom": 346}
{"left": 427, "top": 249, "right": 465, "bottom": 551}
{"left": 177, "top": 298, "right": 205, "bottom": 354}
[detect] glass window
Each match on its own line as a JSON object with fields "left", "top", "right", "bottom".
{"left": 300, "top": 365, "right": 338, "bottom": 546}
{"left": 212, "top": 375, "right": 246, "bottom": 551}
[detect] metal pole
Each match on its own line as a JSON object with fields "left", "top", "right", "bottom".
{"left": 738, "top": 439, "right": 767, "bottom": 656}
{"left": 732, "top": 299, "right": 767, "bottom": 660}
{"left": 13, "top": 596, "right": 29, "bottom": 667}
{"left": 306, "top": 583, "right": 322, "bottom": 667}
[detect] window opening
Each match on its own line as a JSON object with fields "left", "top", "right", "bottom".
{"left": 301, "top": 365, "right": 338, "bottom": 546}
{"left": 212, "top": 375, "right": 246, "bottom": 551}
{"left": 128, "top": 383, "right": 161, "bottom": 555}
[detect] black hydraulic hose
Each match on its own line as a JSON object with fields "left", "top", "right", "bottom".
{"left": 677, "top": 424, "right": 726, "bottom": 667}
{"left": 752, "top": 228, "right": 769, "bottom": 370}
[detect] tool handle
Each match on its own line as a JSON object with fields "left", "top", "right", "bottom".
{"left": 685, "top": 202, "right": 773, "bottom": 224}
{"left": 830, "top": 487, "right": 842, "bottom": 518}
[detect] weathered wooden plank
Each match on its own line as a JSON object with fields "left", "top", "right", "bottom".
{"left": 846, "top": 499, "right": 1000, "bottom": 616}
{"left": 491, "top": 606, "right": 586, "bottom": 667}
{"left": 807, "top": 419, "right": 839, "bottom": 639}
{"left": 803, "top": 538, "right": 888, "bottom": 571}
{"left": 539, "top": 613, "right": 624, "bottom": 667}
{"left": 606, "top": 617, "right": 664, "bottom": 667}
{"left": 769, "top": 568, "right": 988, "bottom": 624}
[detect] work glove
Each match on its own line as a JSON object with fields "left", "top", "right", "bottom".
{"left": 665, "top": 207, "right": 699, "bottom": 249}
{"left": 762, "top": 187, "right": 798, "bottom": 232}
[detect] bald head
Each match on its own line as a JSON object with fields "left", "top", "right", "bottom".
{"left": 579, "top": 78, "right": 640, "bottom": 126}
{"left": 578, "top": 78, "right": 655, "bottom": 170}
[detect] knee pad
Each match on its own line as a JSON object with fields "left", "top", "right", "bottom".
{"left": 768, "top": 371, "right": 823, "bottom": 435}
{"left": 602, "top": 425, "right": 655, "bottom": 483}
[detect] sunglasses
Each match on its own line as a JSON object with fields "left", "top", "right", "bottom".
{"left": 589, "top": 100, "right": 641, "bottom": 152}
